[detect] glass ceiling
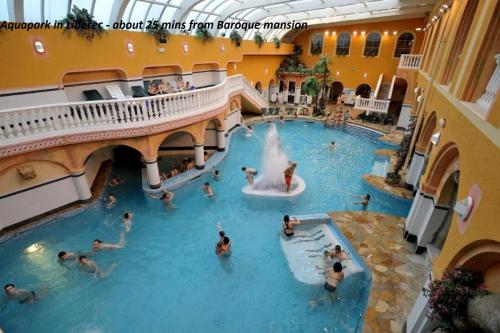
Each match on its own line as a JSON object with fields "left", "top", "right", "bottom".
{"left": 2, "top": 0, "right": 434, "bottom": 40}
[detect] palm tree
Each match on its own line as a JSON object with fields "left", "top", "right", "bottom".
{"left": 313, "top": 56, "right": 332, "bottom": 112}
{"left": 302, "top": 76, "right": 321, "bottom": 113}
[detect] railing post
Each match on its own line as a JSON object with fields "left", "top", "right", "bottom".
{"left": 477, "top": 54, "right": 500, "bottom": 111}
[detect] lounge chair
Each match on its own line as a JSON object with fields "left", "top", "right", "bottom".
{"left": 82, "top": 89, "right": 104, "bottom": 101}
{"left": 106, "top": 84, "right": 131, "bottom": 100}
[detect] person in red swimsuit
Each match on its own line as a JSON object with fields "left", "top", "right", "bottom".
{"left": 283, "top": 162, "right": 297, "bottom": 193}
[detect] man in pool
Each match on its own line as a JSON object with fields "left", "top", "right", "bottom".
{"left": 283, "top": 162, "right": 297, "bottom": 193}
{"left": 241, "top": 166, "right": 258, "bottom": 185}
{"left": 92, "top": 234, "right": 126, "bottom": 252}
{"left": 3, "top": 284, "right": 38, "bottom": 304}
{"left": 108, "top": 177, "right": 124, "bottom": 187}
{"left": 122, "top": 212, "right": 133, "bottom": 232}
{"left": 216, "top": 236, "right": 231, "bottom": 256}
{"left": 324, "top": 262, "right": 344, "bottom": 293}
{"left": 283, "top": 215, "right": 301, "bottom": 237}
{"left": 57, "top": 251, "right": 79, "bottom": 267}
{"left": 212, "top": 170, "right": 221, "bottom": 181}
{"left": 324, "top": 245, "right": 351, "bottom": 261}
{"left": 352, "top": 194, "right": 371, "bottom": 207}
{"left": 79, "top": 256, "right": 116, "bottom": 278}
{"left": 106, "top": 194, "right": 117, "bottom": 209}
{"left": 203, "top": 182, "right": 214, "bottom": 197}
{"left": 328, "top": 141, "right": 336, "bottom": 150}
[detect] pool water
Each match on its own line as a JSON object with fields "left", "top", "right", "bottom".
{"left": 0, "top": 121, "right": 410, "bottom": 332}
{"left": 370, "top": 155, "right": 390, "bottom": 177}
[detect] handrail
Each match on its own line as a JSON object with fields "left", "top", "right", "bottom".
{"left": 241, "top": 77, "right": 269, "bottom": 106}
{"left": 354, "top": 97, "right": 390, "bottom": 113}
{"left": 0, "top": 75, "right": 264, "bottom": 154}
{"left": 398, "top": 54, "right": 423, "bottom": 70}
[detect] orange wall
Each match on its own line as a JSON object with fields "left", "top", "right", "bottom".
{"left": 0, "top": 29, "right": 293, "bottom": 91}
{"left": 292, "top": 18, "right": 425, "bottom": 89}
{"left": 227, "top": 55, "right": 287, "bottom": 89}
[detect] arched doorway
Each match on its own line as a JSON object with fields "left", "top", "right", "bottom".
{"left": 157, "top": 131, "right": 203, "bottom": 173}
{"left": 355, "top": 84, "right": 371, "bottom": 98}
{"left": 329, "top": 81, "right": 344, "bottom": 103}
{"left": 389, "top": 78, "right": 408, "bottom": 119}
{"left": 255, "top": 81, "right": 262, "bottom": 92}
{"left": 268, "top": 79, "right": 276, "bottom": 102}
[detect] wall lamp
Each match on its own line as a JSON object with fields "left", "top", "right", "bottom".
{"left": 454, "top": 196, "right": 473, "bottom": 220}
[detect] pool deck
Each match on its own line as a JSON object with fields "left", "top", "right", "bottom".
{"left": 329, "top": 211, "right": 427, "bottom": 333}
{"left": 363, "top": 174, "right": 413, "bottom": 201}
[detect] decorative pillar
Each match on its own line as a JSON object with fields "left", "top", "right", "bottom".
{"left": 194, "top": 143, "right": 205, "bottom": 170}
{"left": 405, "top": 151, "right": 426, "bottom": 193}
{"left": 145, "top": 159, "right": 161, "bottom": 189}
{"left": 72, "top": 170, "right": 92, "bottom": 203}
{"left": 477, "top": 54, "right": 500, "bottom": 110}
{"left": 216, "top": 128, "right": 225, "bottom": 152}
{"left": 405, "top": 189, "right": 435, "bottom": 243}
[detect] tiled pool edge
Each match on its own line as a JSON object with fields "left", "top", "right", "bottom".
{"left": 295, "top": 213, "right": 372, "bottom": 333}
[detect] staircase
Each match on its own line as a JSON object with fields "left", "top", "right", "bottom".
{"left": 377, "top": 83, "right": 392, "bottom": 100}
{"left": 241, "top": 78, "right": 269, "bottom": 114}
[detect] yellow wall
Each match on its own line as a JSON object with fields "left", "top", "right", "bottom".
{"left": 414, "top": 1, "right": 500, "bottom": 280}
{"left": 0, "top": 29, "right": 293, "bottom": 90}
{"left": 292, "top": 18, "right": 425, "bottom": 89}
{"left": 227, "top": 55, "right": 287, "bottom": 89}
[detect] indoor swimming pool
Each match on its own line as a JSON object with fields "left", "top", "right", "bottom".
{"left": 0, "top": 121, "right": 411, "bottom": 332}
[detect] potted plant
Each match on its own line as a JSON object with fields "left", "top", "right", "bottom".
{"left": 230, "top": 30, "right": 242, "bottom": 47}
{"left": 60, "top": 6, "right": 104, "bottom": 41}
{"left": 195, "top": 27, "right": 213, "bottom": 43}
{"left": 146, "top": 20, "right": 170, "bottom": 44}
{"left": 424, "top": 267, "right": 489, "bottom": 332}
{"left": 254, "top": 32, "right": 264, "bottom": 48}
{"left": 273, "top": 37, "right": 281, "bottom": 49}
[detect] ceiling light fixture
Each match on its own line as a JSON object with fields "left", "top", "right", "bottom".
{"left": 384, "top": 31, "right": 389, "bottom": 35}
{"left": 361, "top": 31, "right": 365, "bottom": 35}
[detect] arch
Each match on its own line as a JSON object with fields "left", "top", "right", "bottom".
{"left": 423, "top": 142, "right": 460, "bottom": 196}
{"left": 143, "top": 65, "right": 182, "bottom": 79}
{"left": 364, "top": 32, "right": 381, "bottom": 57}
{"left": 416, "top": 111, "right": 437, "bottom": 152}
{"left": 355, "top": 83, "right": 371, "bottom": 98}
{"left": 329, "top": 81, "right": 344, "bottom": 102}
{"left": 155, "top": 130, "right": 199, "bottom": 153}
{"left": 230, "top": 99, "right": 240, "bottom": 111}
{"left": 310, "top": 32, "right": 323, "bottom": 55}
{"left": 61, "top": 68, "right": 128, "bottom": 87}
{"left": 393, "top": 32, "right": 415, "bottom": 58}
{"left": 76, "top": 142, "right": 146, "bottom": 170}
{"left": 336, "top": 32, "right": 351, "bottom": 56}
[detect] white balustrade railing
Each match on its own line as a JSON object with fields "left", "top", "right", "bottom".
{"left": 354, "top": 97, "right": 390, "bottom": 113}
{"left": 477, "top": 54, "right": 500, "bottom": 111}
{"left": 0, "top": 75, "right": 255, "bottom": 146}
{"left": 398, "top": 54, "right": 423, "bottom": 70}
{"left": 242, "top": 78, "right": 269, "bottom": 107}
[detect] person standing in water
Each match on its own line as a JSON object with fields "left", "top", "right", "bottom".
{"left": 283, "top": 162, "right": 297, "bottom": 193}
{"left": 203, "top": 182, "right": 214, "bottom": 197}
{"left": 241, "top": 167, "right": 258, "bottom": 185}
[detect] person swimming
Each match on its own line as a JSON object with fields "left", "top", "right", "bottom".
{"left": 324, "top": 262, "right": 344, "bottom": 293}
{"left": 3, "top": 284, "right": 37, "bottom": 304}
{"left": 352, "top": 194, "right": 371, "bottom": 207}
{"left": 79, "top": 256, "right": 116, "bottom": 278}
{"left": 108, "top": 177, "right": 124, "bottom": 187}
{"left": 203, "top": 182, "right": 214, "bottom": 197}
{"left": 216, "top": 236, "right": 231, "bottom": 257}
{"left": 242, "top": 166, "right": 258, "bottom": 185}
{"left": 212, "top": 170, "right": 221, "bottom": 181}
{"left": 106, "top": 194, "right": 117, "bottom": 209}
{"left": 324, "top": 245, "right": 351, "bottom": 261}
{"left": 122, "top": 212, "right": 133, "bottom": 232}
{"left": 328, "top": 141, "right": 336, "bottom": 150}
{"left": 283, "top": 215, "right": 301, "bottom": 237}
{"left": 92, "top": 234, "right": 126, "bottom": 251}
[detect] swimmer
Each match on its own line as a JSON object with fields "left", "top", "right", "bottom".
{"left": 57, "top": 251, "right": 78, "bottom": 268}
{"left": 79, "top": 256, "right": 116, "bottom": 278}
{"left": 160, "top": 172, "right": 168, "bottom": 181}
{"left": 324, "top": 262, "right": 344, "bottom": 293}
{"left": 92, "top": 234, "right": 126, "bottom": 252}
{"left": 241, "top": 166, "right": 258, "bottom": 185}
{"left": 279, "top": 115, "right": 285, "bottom": 126}
{"left": 324, "top": 245, "right": 351, "bottom": 261}
{"left": 204, "top": 151, "right": 209, "bottom": 162}
{"left": 283, "top": 215, "right": 300, "bottom": 237}
{"left": 161, "top": 190, "right": 175, "bottom": 207}
{"left": 328, "top": 141, "right": 336, "bottom": 150}
{"left": 3, "top": 284, "right": 38, "bottom": 304}
{"left": 212, "top": 170, "right": 221, "bottom": 181}
{"left": 203, "top": 182, "right": 214, "bottom": 197}
{"left": 216, "top": 236, "right": 231, "bottom": 256}
{"left": 352, "top": 194, "right": 371, "bottom": 207}
{"left": 122, "top": 212, "right": 133, "bottom": 232}
{"left": 246, "top": 125, "right": 254, "bottom": 135}
{"left": 106, "top": 194, "right": 117, "bottom": 209}
{"left": 108, "top": 177, "right": 124, "bottom": 187}
{"left": 283, "top": 162, "right": 297, "bottom": 193}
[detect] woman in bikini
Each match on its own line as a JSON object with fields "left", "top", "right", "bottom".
{"left": 282, "top": 215, "right": 301, "bottom": 237}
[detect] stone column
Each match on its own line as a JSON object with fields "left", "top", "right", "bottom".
{"left": 405, "top": 189, "right": 435, "bottom": 243}
{"left": 145, "top": 159, "right": 161, "bottom": 189}
{"left": 72, "top": 170, "right": 92, "bottom": 203}
{"left": 194, "top": 143, "right": 205, "bottom": 170}
{"left": 216, "top": 128, "right": 225, "bottom": 151}
{"left": 405, "top": 151, "right": 426, "bottom": 193}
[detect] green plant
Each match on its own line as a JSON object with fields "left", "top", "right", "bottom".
{"left": 302, "top": 76, "right": 321, "bottom": 115}
{"left": 385, "top": 115, "right": 417, "bottom": 185}
{"left": 254, "top": 32, "right": 264, "bottom": 48}
{"left": 424, "top": 267, "right": 488, "bottom": 332}
{"left": 229, "top": 30, "right": 242, "bottom": 47}
{"left": 195, "top": 27, "right": 213, "bottom": 43}
{"left": 313, "top": 56, "right": 332, "bottom": 112}
{"left": 273, "top": 37, "right": 281, "bottom": 49}
{"left": 146, "top": 20, "right": 170, "bottom": 44}
{"left": 60, "top": 6, "right": 104, "bottom": 41}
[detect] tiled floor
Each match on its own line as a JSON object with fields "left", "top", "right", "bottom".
{"left": 363, "top": 174, "right": 413, "bottom": 200}
{"left": 329, "top": 211, "right": 428, "bottom": 333}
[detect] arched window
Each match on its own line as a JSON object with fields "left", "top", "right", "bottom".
{"left": 364, "top": 32, "right": 381, "bottom": 57}
{"left": 336, "top": 32, "right": 350, "bottom": 56}
{"left": 310, "top": 32, "right": 323, "bottom": 55}
{"left": 394, "top": 32, "right": 415, "bottom": 57}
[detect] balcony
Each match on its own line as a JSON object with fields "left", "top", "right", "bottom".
{"left": 0, "top": 75, "right": 268, "bottom": 158}
{"left": 354, "top": 97, "right": 390, "bottom": 113}
{"left": 398, "top": 54, "right": 423, "bottom": 70}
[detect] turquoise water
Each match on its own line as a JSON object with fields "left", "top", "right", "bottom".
{"left": 371, "top": 155, "right": 390, "bottom": 177}
{"left": 0, "top": 121, "right": 410, "bottom": 332}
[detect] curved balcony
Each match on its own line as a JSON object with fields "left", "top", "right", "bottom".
{"left": 0, "top": 75, "right": 268, "bottom": 158}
